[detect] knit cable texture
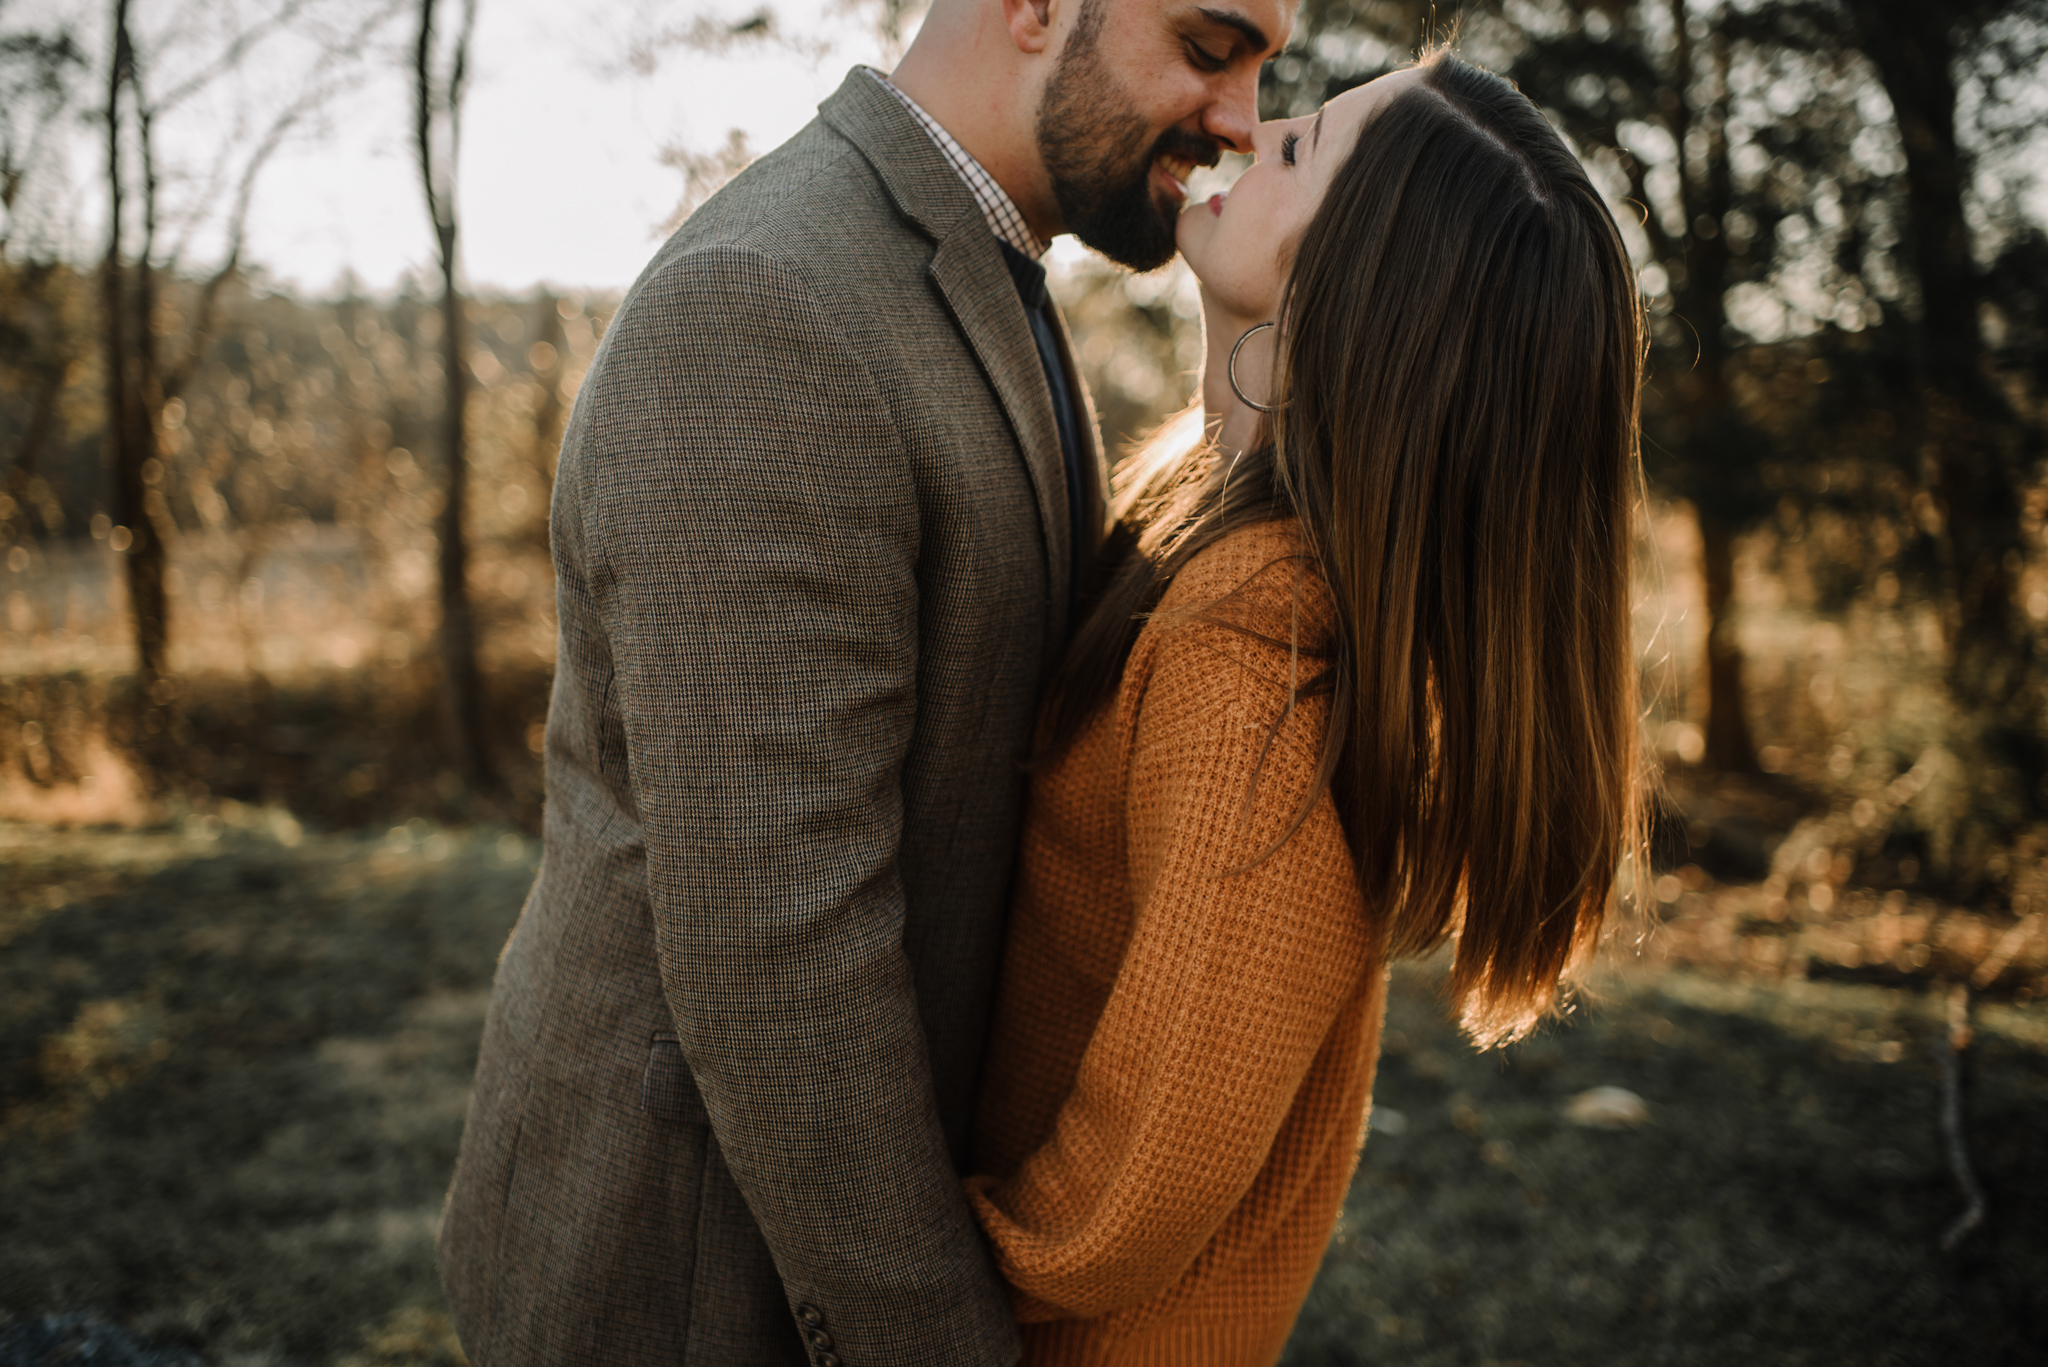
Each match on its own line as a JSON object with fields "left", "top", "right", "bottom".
{"left": 968, "top": 519, "right": 1390, "bottom": 1367}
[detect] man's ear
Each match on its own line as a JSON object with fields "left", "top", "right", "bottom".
{"left": 1001, "top": 0, "right": 1057, "bottom": 55}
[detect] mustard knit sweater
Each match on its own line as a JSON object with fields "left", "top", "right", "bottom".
{"left": 966, "top": 519, "right": 1389, "bottom": 1367}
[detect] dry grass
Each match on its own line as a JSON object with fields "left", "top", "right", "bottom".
{"left": 1, "top": 807, "right": 2043, "bottom": 1365}
{"left": 0, "top": 816, "right": 526, "bottom": 1364}
{"left": 1285, "top": 960, "right": 2048, "bottom": 1367}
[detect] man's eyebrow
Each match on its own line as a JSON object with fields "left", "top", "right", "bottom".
{"left": 1194, "top": 6, "right": 1272, "bottom": 55}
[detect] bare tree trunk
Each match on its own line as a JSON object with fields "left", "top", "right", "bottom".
{"left": 126, "top": 52, "right": 170, "bottom": 692}
{"left": 436, "top": 236, "right": 488, "bottom": 786}
{"left": 416, "top": 0, "right": 492, "bottom": 791}
{"left": 100, "top": 0, "right": 126, "bottom": 567}
{"left": 1665, "top": 9, "right": 1760, "bottom": 772}
{"left": 1699, "top": 510, "right": 1759, "bottom": 772}
{"left": 108, "top": 9, "right": 317, "bottom": 703}
{"left": 78, "top": 0, "right": 384, "bottom": 774}
{"left": 100, "top": 0, "right": 170, "bottom": 713}
{"left": 1853, "top": 4, "right": 2028, "bottom": 705}
{"left": 1847, "top": 0, "right": 2037, "bottom": 877}
{"left": 101, "top": 0, "right": 165, "bottom": 693}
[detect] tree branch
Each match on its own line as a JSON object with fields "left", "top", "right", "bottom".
{"left": 160, "top": 103, "right": 295, "bottom": 401}
{"left": 414, "top": 0, "right": 443, "bottom": 241}
{"left": 154, "top": 0, "right": 402, "bottom": 399}
{"left": 149, "top": 0, "right": 316, "bottom": 114}
{"left": 448, "top": 0, "right": 476, "bottom": 177}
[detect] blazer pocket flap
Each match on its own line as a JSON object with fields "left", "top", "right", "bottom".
{"left": 639, "top": 1032, "right": 700, "bottom": 1123}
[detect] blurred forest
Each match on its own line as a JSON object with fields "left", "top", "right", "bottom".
{"left": 3, "top": 0, "right": 2048, "bottom": 1361}
{"left": 5, "top": 0, "right": 2045, "bottom": 985}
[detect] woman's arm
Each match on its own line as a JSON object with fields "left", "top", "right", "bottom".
{"left": 966, "top": 616, "right": 1371, "bottom": 1321}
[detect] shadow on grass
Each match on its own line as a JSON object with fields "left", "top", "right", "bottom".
{"left": 1285, "top": 961, "right": 2048, "bottom": 1367}
{"left": 2, "top": 820, "right": 2044, "bottom": 1365}
{"left": 0, "top": 817, "right": 528, "bottom": 1365}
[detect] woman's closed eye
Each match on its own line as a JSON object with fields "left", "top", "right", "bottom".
{"left": 1280, "top": 131, "right": 1300, "bottom": 167}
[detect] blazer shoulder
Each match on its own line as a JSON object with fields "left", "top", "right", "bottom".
{"left": 667, "top": 117, "right": 917, "bottom": 275}
{"left": 590, "top": 119, "right": 926, "bottom": 372}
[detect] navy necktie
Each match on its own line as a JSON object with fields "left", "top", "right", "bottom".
{"left": 997, "top": 240, "right": 1087, "bottom": 612}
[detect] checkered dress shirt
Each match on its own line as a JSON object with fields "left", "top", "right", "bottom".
{"left": 870, "top": 68, "right": 1048, "bottom": 260}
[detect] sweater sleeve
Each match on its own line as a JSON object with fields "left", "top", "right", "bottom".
{"left": 964, "top": 614, "right": 1369, "bottom": 1322}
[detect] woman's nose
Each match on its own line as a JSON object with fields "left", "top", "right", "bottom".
{"left": 1249, "top": 118, "right": 1294, "bottom": 162}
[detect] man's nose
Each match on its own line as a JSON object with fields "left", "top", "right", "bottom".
{"left": 1201, "top": 68, "right": 1262, "bottom": 155}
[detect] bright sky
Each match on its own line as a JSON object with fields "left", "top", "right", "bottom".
{"left": 279, "top": 0, "right": 902, "bottom": 294}
{"left": 18, "top": 0, "right": 948, "bottom": 296}
{"left": 12, "top": 0, "right": 2041, "bottom": 299}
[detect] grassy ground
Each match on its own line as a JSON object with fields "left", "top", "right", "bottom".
{"left": 1, "top": 813, "right": 2043, "bottom": 1365}
{"left": 0, "top": 815, "right": 517, "bottom": 1366}
{"left": 1287, "top": 968, "right": 2048, "bottom": 1367}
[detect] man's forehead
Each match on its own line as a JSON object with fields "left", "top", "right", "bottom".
{"left": 1162, "top": 0, "right": 1295, "bottom": 55}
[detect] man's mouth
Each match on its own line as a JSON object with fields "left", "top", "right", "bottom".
{"left": 1155, "top": 152, "right": 1198, "bottom": 201}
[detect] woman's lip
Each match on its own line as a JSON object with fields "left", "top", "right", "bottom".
{"left": 1208, "top": 193, "right": 1225, "bottom": 216}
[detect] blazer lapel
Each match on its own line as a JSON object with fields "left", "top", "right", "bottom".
{"left": 927, "top": 236, "right": 1071, "bottom": 619}
{"left": 1043, "top": 298, "right": 1108, "bottom": 558}
{"left": 820, "top": 69, "right": 1073, "bottom": 629}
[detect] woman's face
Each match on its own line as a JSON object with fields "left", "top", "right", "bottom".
{"left": 1177, "top": 68, "right": 1424, "bottom": 324}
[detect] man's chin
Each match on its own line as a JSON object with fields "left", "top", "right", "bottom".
{"left": 1073, "top": 202, "right": 1180, "bottom": 272}
{"left": 1087, "top": 234, "right": 1178, "bottom": 273}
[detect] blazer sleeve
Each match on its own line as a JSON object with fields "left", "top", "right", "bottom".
{"left": 585, "top": 243, "right": 1020, "bottom": 1367}
{"left": 964, "top": 618, "right": 1367, "bottom": 1322}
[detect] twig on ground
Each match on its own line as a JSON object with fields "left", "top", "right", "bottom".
{"left": 1936, "top": 982, "right": 1985, "bottom": 1252}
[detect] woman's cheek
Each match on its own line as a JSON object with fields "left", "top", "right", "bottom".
{"left": 1234, "top": 215, "right": 1287, "bottom": 315}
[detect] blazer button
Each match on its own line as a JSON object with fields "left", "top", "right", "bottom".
{"left": 816, "top": 1355, "right": 841, "bottom": 1367}
{"left": 806, "top": 1330, "right": 833, "bottom": 1351}
{"left": 796, "top": 1304, "right": 824, "bottom": 1328}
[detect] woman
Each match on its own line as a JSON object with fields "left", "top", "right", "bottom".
{"left": 963, "top": 49, "right": 1648, "bottom": 1366}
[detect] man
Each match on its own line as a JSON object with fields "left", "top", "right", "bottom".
{"left": 437, "top": 0, "right": 1290, "bottom": 1360}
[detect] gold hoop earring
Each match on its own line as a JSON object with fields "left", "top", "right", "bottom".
{"left": 1228, "top": 321, "right": 1278, "bottom": 414}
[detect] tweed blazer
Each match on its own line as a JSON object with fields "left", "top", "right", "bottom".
{"left": 438, "top": 69, "right": 1104, "bottom": 1367}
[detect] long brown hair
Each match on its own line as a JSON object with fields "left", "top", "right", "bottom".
{"left": 1045, "top": 50, "right": 1649, "bottom": 1045}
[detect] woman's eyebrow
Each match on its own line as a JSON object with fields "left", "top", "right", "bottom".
{"left": 1311, "top": 108, "right": 1325, "bottom": 151}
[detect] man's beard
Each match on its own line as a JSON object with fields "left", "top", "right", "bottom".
{"left": 1035, "top": 1, "right": 1220, "bottom": 271}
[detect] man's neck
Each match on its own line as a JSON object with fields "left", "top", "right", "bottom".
{"left": 887, "top": 18, "right": 1061, "bottom": 243}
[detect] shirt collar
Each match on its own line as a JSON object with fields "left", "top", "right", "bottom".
{"left": 866, "top": 67, "right": 1048, "bottom": 261}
